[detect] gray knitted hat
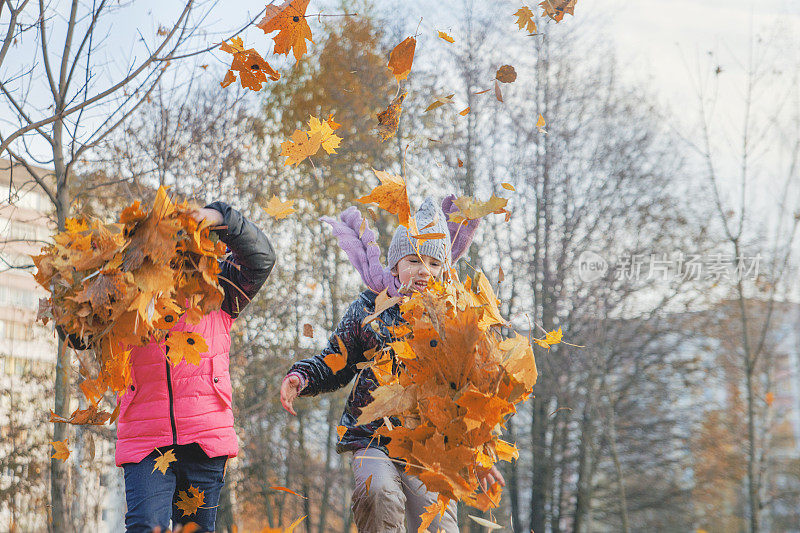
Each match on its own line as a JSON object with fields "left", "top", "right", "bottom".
{"left": 387, "top": 197, "right": 451, "bottom": 269}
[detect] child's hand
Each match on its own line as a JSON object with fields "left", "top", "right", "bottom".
{"left": 191, "top": 207, "right": 224, "bottom": 226}
{"left": 477, "top": 465, "right": 505, "bottom": 492}
{"left": 280, "top": 374, "right": 303, "bottom": 416}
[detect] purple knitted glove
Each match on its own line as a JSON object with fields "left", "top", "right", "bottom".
{"left": 320, "top": 207, "right": 403, "bottom": 297}
{"left": 441, "top": 195, "right": 480, "bottom": 261}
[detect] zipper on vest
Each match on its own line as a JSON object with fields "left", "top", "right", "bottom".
{"left": 164, "top": 348, "right": 178, "bottom": 445}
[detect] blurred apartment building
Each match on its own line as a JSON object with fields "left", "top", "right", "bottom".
{"left": 0, "top": 159, "right": 124, "bottom": 531}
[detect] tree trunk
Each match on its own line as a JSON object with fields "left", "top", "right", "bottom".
{"left": 51, "top": 126, "right": 71, "bottom": 530}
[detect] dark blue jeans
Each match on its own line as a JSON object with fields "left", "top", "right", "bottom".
{"left": 122, "top": 443, "right": 228, "bottom": 533}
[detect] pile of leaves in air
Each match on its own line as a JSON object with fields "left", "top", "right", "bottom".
{"left": 355, "top": 271, "right": 547, "bottom": 528}
{"left": 34, "top": 187, "right": 227, "bottom": 424}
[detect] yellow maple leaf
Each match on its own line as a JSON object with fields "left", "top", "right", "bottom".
{"left": 307, "top": 115, "right": 342, "bottom": 154}
{"left": 356, "top": 169, "right": 411, "bottom": 227}
{"left": 534, "top": 328, "right": 563, "bottom": 349}
{"left": 176, "top": 485, "right": 205, "bottom": 517}
{"left": 514, "top": 6, "right": 537, "bottom": 33}
{"left": 280, "top": 128, "right": 324, "bottom": 166}
{"left": 152, "top": 448, "right": 177, "bottom": 474}
{"left": 50, "top": 439, "right": 70, "bottom": 462}
{"left": 264, "top": 195, "right": 296, "bottom": 220}
{"left": 166, "top": 331, "right": 208, "bottom": 366}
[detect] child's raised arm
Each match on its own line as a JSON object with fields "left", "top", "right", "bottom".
{"left": 203, "top": 202, "right": 276, "bottom": 319}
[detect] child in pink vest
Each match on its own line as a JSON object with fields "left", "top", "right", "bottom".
{"left": 64, "top": 202, "right": 274, "bottom": 532}
{"left": 280, "top": 198, "right": 503, "bottom": 532}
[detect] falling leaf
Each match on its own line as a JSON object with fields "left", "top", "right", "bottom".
{"left": 501, "top": 183, "right": 515, "bottom": 191}
{"left": 536, "top": 113, "right": 547, "bottom": 134}
{"left": 166, "top": 331, "right": 208, "bottom": 366}
{"left": 356, "top": 169, "right": 411, "bottom": 227}
{"left": 539, "top": 0, "right": 578, "bottom": 21}
{"left": 323, "top": 336, "right": 348, "bottom": 373}
{"left": 51, "top": 439, "right": 70, "bottom": 462}
{"left": 303, "top": 324, "right": 314, "bottom": 338}
{"left": 270, "top": 486, "right": 308, "bottom": 499}
{"left": 307, "top": 115, "right": 342, "bottom": 154}
{"left": 766, "top": 392, "right": 775, "bottom": 406}
{"left": 411, "top": 232, "right": 447, "bottom": 243}
{"left": 377, "top": 91, "right": 407, "bottom": 142}
{"left": 285, "top": 516, "right": 307, "bottom": 532}
{"left": 264, "top": 196, "right": 296, "bottom": 220}
{"left": 514, "top": 5, "right": 537, "bottom": 33}
{"left": 387, "top": 37, "right": 416, "bottom": 82}
{"left": 362, "top": 288, "right": 403, "bottom": 325}
{"left": 337, "top": 425, "right": 347, "bottom": 440}
{"left": 200, "top": 64, "right": 208, "bottom": 70}
{"left": 438, "top": 31, "right": 455, "bottom": 43}
{"left": 256, "top": 0, "right": 314, "bottom": 61}
{"left": 494, "top": 80, "right": 503, "bottom": 103}
{"left": 281, "top": 128, "right": 324, "bottom": 166}
{"left": 176, "top": 486, "right": 205, "bottom": 517}
{"left": 280, "top": 115, "right": 342, "bottom": 166}
{"left": 534, "top": 328, "right": 563, "bottom": 349}
{"left": 459, "top": 107, "right": 471, "bottom": 116}
{"left": 449, "top": 195, "right": 509, "bottom": 223}
{"left": 468, "top": 515, "right": 503, "bottom": 530}
{"left": 365, "top": 474, "right": 373, "bottom": 494}
{"left": 474, "top": 88, "right": 492, "bottom": 95}
{"left": 425, "top": 94, "right": 455, "bottom": 112}
{"left": 496, "top": 65, "right": 517, "bottom": 83}
{"left": 498, "top": 266, "right": 505, "bottom": 282}
{"left": 152, "top": 449, "right": 177, "bottom": 475}
{"left": 457, "top": 158, "right": 464, "bottom": 167}
{"left": 219, "top": 36, "right": 280, "bottom": 91}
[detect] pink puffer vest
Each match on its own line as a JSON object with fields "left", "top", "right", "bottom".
{"left": 115, "top": 309, "right": 236, "bottom": 466}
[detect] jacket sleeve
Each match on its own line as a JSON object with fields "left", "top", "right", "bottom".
{"left": 289, "top": 299, "right": 375, "bottom": 396}
{"left": 205, "top": 201, "right": 276, "bottom": 319}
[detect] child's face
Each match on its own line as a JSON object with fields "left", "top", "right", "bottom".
{"left": 393, "top": 254, "right": 444, "bottom": 292}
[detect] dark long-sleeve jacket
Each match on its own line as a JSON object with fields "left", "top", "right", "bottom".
{"left": 205, "top": 201, "right": 275, "bottom": 318}
{"left": 288, "top": 290, "right": 404, "bottom": 454}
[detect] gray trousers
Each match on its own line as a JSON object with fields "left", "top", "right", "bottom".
{"left": 351, "top": 448, "right": 459, "bottom": 533}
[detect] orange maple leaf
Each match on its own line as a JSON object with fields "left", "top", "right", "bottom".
{"left": 220, "top": 36, "right": 280, "bottom": 91}
{"left": 176, "top": 485, "right": 205, "bottom": 517}
{"left": 356, "top": 170, "right": 411, "bottom": 227}
{"left": 539, "top": 0, "right": 578, "bottom": 21}
{"left": 323, "top": 336, "right": 348, "bottom": 373}
{"left": 50, "top": 439, "right": 70, "bottom": 462}
{"left": 257, "top": 0, "right": 313, "bottom": 61}
{"left": 387, "top": 37, "right": 416, "bottom": 82}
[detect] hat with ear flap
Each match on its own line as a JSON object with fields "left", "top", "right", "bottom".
{"left": 387, "top": 197, "right": 451, "bottom": 270}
